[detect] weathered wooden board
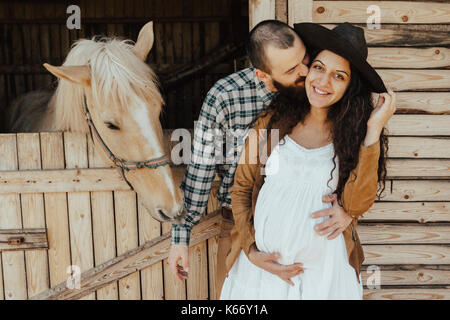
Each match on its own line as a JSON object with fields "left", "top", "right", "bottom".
{"left": 362, "top": 202, "right": 450, "bottom": 223}
{"left": 364, "top": 288, "right": 450, "bottom": 300}
{"left": 359, "top": 224, "right": 450, "bottom": 244}
{"left": 322, "top": 24, "right": 450, "bottom": 47}
{"left": 386, "top": 115, "right": 450, "bottom": 136}
{"left": 378, "top": 70, "right": 450, "bottom": 91}
{"left": 313, "top": 1, "right": 450, "bottom": 24}
{"left": 16, "top": 133, "right": 49, "bottom": 297}
{"left": 384, "top": 180, "right": 450, "bottom": 202}
{"left": 363, "top": 245, "right": 450, "bottom": 265}
{"left": 249, "top": 0, "right": 276, "bottom": 30}
{"left": 368, "top": 47, "right": 450, "bottom": 69}
{"left": 0, "top": 135, "right": 27, "bottom": 300}
{"left": 388, "top": 137, "right": 450, "bottom": 158}
{"left": 361, "top": 265, "right": 450, "bottom": 286}
{"left": 0, "top": 228, "right": 48, "bottom": 251}
{"left": 396, "top": 92, "right": 450, "bottom": 115}
{"left": 387, "top": 159, "right": 450, "bottom": 179}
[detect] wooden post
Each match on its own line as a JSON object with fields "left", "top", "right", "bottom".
{"left": 288, "top": 0, "right": 313, "bottom": 25}
{"left": 249, "top": 0, "right": 276, "bottom": 30}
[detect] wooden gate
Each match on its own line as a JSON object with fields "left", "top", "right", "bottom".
{"left": 0, "top": 131, "right": 221, "bottom": 300}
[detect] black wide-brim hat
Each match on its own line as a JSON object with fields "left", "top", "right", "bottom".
{"left": 293, "top": 22, "right": 387, "bottom": 93}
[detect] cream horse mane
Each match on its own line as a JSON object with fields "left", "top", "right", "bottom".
{"left": 48, "top": 36, "right": 164, "bottom": 133}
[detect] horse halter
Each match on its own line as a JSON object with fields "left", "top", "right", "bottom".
{"left": 82, "top": 95, "right": 171, "bottom": 190}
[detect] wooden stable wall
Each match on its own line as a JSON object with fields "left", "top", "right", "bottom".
{"left": 0, "top": 0, "right": 248, "bottom": 132}
{"left": 0, "top": 131, "right": 221, "bottom": 300}
{"left": 249, "top": 0, "right": 450, "bottom": 299}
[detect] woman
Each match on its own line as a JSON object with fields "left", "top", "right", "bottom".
{"left": 220, "top": 23, "right": 396, "bottom": 300}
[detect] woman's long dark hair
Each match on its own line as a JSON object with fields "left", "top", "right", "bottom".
{"left": 261, "top": 56, "right": 388, "bottom": 205}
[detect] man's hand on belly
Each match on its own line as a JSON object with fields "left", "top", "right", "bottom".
{"left": 247, "top": 243, "right": 304, "bottom": 286}
{"left": 310, "top": 193, "right": 353, "bottom": 240}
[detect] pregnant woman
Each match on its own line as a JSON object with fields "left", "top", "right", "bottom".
{"left": 220, "top": 23, "right": 396, "bottom": 300}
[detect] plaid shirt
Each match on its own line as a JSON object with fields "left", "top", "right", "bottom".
{"left": 171, "top": 67, "right": 275, "bottom": 245}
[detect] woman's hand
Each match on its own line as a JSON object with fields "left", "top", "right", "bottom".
{"left": 247, "top": 244, "right": 304, "bottom": 286}
{"left": 364, "top": 89, "right": 397, "bottom": 146}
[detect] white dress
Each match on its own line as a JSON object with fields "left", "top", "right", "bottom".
{"left": 220, "top": 135, "right": 363, "bottom": 300}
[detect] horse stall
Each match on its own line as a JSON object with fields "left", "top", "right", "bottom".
{"left": 0, "top": 0, "right": 449, "bottom": 301}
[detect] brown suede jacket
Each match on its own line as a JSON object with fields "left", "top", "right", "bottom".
{"left": 226, "top": 110, "right": 381, "bottom": 283}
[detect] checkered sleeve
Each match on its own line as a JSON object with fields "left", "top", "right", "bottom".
{"left": 171, "top": 87, "right": 225, "bottom": 245}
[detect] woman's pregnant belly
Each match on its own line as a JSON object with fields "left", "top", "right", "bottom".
{"left": 254, "top": 179, "right": 335, "bottom": 268}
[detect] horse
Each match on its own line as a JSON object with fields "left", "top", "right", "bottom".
{"left": 5, "top": 21, "right": 185, "bottom": 223}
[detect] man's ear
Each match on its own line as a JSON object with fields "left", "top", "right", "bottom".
{"left": 43, "top": 63, "right": 91, "bottom": 87}
{"left": 255, "top": 68, "right": 276, "bottom": 92}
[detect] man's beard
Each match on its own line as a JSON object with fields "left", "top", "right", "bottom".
{"left": 272, "top": 76, "right": 307, "bottom": 102}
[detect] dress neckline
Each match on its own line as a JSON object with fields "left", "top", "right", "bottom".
{"left": 285, "top": 135, "right": 333, "bottom": 153}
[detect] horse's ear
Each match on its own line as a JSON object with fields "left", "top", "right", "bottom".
{"left": 43, "top": 63, "right": 91, "bottom": 87}
{"left": 133, "top": 21, "right": 154, "bottom": 61}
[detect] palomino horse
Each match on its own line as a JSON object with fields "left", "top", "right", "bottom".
{"left": 5, "top": 22, "right": 184, "bottom": 223}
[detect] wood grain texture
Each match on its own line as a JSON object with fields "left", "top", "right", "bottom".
{"left": 88, "top": 137, "right": 118, "bottom": 300}
{"left": 64, "top": 132, "right": 95, "bottom": 300}
{"left": 0, "top": 228, "right": 48, "bottom": 251}
{"left": 31, "top": 211, "right": 221, "bottom": 300}
{"left": 386, "top": 115, "right": 450, "bottom": 136}
{"left": 16, "top": 133, "right": 49, "bottom": 297}
{"left": 364, "top": 288, "right": 450, "bottom": 300}
{"left": 368, "top": 47, "right": 450, "bottom": 69}
{"left": 40, "top": 133, "right": 71, "bottom": 288}
{"left": 363, "top": 202, "right": 450, "bottom": 223}
{"left": 359, "top": 224, "right": 450, "bottom": 244}
{"left": 387, "top": 159, "right": 450, "bottom": 179}
{"left": 0, "top": 134, "right": 27, "bottom": 300}
{"left": 288, "top": 0, "right": 312, "bottom": 25}
{"left": 249, "top": 0, "right": 276, "bottom": 30}
{"left": 361, "top": 265, "right": 450, "bottom": 286}
{"left": 313, "top": 1, "right": 450, "bottom": 24}
{"left": 363, "top": 245, "right": 450, "bottom": 265}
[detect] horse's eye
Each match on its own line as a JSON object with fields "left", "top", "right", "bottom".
{"left": 105, "top": 122, "right": 120, "bottom": 130}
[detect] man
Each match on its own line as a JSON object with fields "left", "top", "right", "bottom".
{"left": 168, "top": 20, "right": 354, "bottom": 298}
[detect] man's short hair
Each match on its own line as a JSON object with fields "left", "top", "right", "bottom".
{"left": 246, "top": 20, "right": 298, "bottom": 73}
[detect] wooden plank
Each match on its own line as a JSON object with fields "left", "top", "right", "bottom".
{"left": 386, "top": 115, "right": 450, "bottom": 136}
{"left": 396, "top": 92, "right": 450, "bottom": 115}
{"left": 361, "top": 265, "right": 450, "bottom": 286}
{"left": 17, "top": 133, "right": 49, "bottom": 297}
{"left": 387, "top": 159, "right": 450, "bottom": 179}
{"left": 288, "top": 0, "right": 312, "bottom": 25}
{"left": 0, "top": 168, "right": 131, "bottom": 194}
{"left": 249, "top": 0, "right": 276, "bottom": 30}
{"left": 384, "top": 180, "right": 450, "bottom": 202}
{"left": 138, "top": 198, "right": 164, "bottom": 300}
{"left": 363, "top": 245, "right": 450, "bottom": 265}
{"left": 0, "top": 134, "right": 27, "bottom": 299}
{"left": 31, "top": 211, "right": 222, "bottom": 300}
{"left": 321, "top": 24, "right": 450, "bottom": 47}
{"left": 0, "top": 228, "right": 48, "bottom": 251}
{"left": 388, "top": 137, "right": 450, "bottom": 158}
{"left": 88, "top": 137, "right": 118, "bottom": 300}
{"left": 378, "top": 69, "right": 450, "bottom": 91}
{"left": 364, "top": 288, "right": 450, "bottom": 300}
{"left": 275, "top": 0, "right": 288, "bottom": 23}
{"left": 64, "top": 132, "right": 95, "bottom": 300}
{"left": 313, "top": 1, "right": 450, "bottom": 24}
{"left": 0, "top": 165, "right": 187, "bottom": 194}
{"left": 359, "top": 224, "right": 450, "bottom": 244}
{"left": 362, "top": 202, "right": 450, "bottom": 223}
{"left": 114, "top": 191, "right": 141, "bottom": 300}
{"left": 368, "top": 47, "right": 450, "bottom": 69}
{"left": 40, "top": 132, "right": 71, "bottom": 288}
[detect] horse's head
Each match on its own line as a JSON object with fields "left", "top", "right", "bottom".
{"left": 43, "top": 22, "right": 184, "bottom": 223}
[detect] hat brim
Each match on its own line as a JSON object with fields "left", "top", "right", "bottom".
{"left": 293, "top": 23, "right": 387, "bottom": 93}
